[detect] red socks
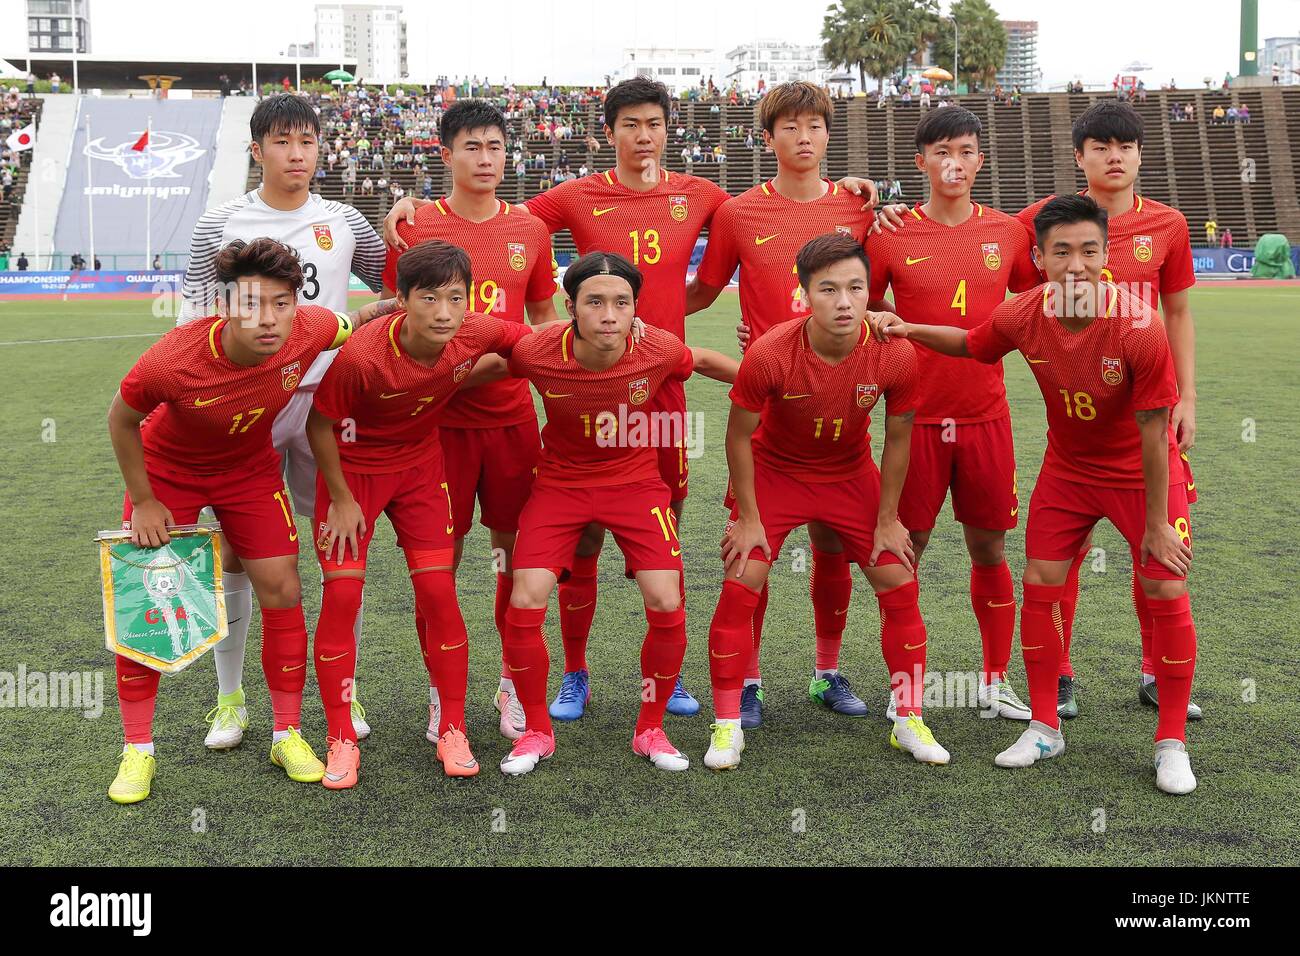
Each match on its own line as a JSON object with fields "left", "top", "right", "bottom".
{"left": 115, "top": 655, "right": 159, "bottom": 744}
{"left": 411, "top": 570, "right": 468, "bottom": 736}
{"left": 876, "top": 580, "right": 927, "bottom": 717}
{"left": 261, "top": 604, "right": 308, "bottom": 732}
{"left": 495, "top": 572, "right": 514, "bottom": 680}
{"left": 637, "top": 607, "right": 688, "bottom": 733}
{"left": 1020, "top": 582, "right": 1064, "bottom": 729}
{"left": 314, "top": 577, "right": 364, "bottom": 742}
{"left": 1133, "top": 572, "right": 1156, "bottom": 675}
{"left": 1058, "top": 547, "right": 1087, "bottom": 677}
{"left": 709, "top": 579, "right": 761, "bottom": 719}
{"left": 504, "top": 605, "right": 552, "bottom": 736}
{"left": 1148, "top": 592, "right": 1197, "bottom": 742}
{"left": 745, "top": 581, "right": 769, "bottom": 681}
{"left": 811, "top": 548, "right": 852, "bottom": 671}
{"left": 971, "top": 561, "right": 1016, "bottom": 683}
{"left": 558, "top": 551, "right": 600, "bottom": 673}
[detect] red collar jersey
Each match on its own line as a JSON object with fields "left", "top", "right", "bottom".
{"left": 729, "top": 318, "right": 919, "bottom": 483}
{"left": 866, "top": 202, "right": 1039, "bottom": 425}
{"left": 382, "top": 197, "right": 556, "bottom": 429}
{"left": 313, "top": 310, "right": 531, "bottom": 474}
{"left": 507, "top": 323, "right": 695, "bottom": 489}
{"left": 695, "top": 179, "right": 874, "bottom": 340}
{"left": 524, "top": 168, "right": 728, "bottom": 341}
{"left": 1016, "top": 193, "right": 1196, "bottom": 311}
{"left": 119, "top": 305, "right": 352, "bottom": 477}
{"left": 966, "top": 282, "right": 1182, "bottom": 489}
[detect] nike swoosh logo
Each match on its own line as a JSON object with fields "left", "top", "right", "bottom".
{"left": 903, "top": 642, "right": 927, "bottom": 651}
{"left": 671, "top": 547, "right": 682, "bottom": 556}
{"left": 1162, "top": 655, "right": 1193, "bottom": 665}
{"left": 281, "top": 663, "right": 305, "bottom": 672}
{"left": 834, "top": 608, "right": 848, "bottom": 616}
{"left": 508, "top": 664, "right": 530, "bottom": 672}
{"left": 592, "top": 206, "right": 617, "bottom": 217}
{"left": 319, "top": 652, "right": 349, "bottom": 662}
{"left": 654, "top": 672, "right": 679, "bottom": 681}
{"left": 782, "top": 393, "right": 812, "bottom": 400}
{"left": 565, "top": 602, "right": 593, "bottom": 611}
{"left": 755, "top": 234, "right": 778, "bottom": 245}
{"left": 380, "top": 391, "right": 408, "bottom": 399}
{"left": 193, "top": 395, "right": 225, "bottom": 407}
{"left": 904, "top": 256, "right": 933, "bottom": 266}
{"left": 677, "top": 477, "right": 688, "bottom": 488}
{"left": 711, "top": 650, "right": 740, "bottom": 659}
{"left": 544, "top": 390, "right": 574, "bottom": 399}
{"left": 228, "top": 617, "right": 245, "bottom": 627}
{"left": 1027, "top": 359, "right": 1049, "bottom": 365}
{"left": 122, "top": 674, "right": 149, "bottom": 681}
{"left": 987, "top": 600, "right": 1015, "bottom": 608}
{"left": 1022, "top": 644, "right": 1044, "bottom": 651}
{"left": 441, "top": 640, "right": 467, "bottom": 651}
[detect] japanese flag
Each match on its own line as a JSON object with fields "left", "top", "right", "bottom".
{"left": 6, "top": 123, "right": 35, "bottom": 152}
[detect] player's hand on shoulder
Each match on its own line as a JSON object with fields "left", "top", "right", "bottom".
{"left": 870, "top": 518, "right": 915, "bottom": 573}
{"left": 127, "top": 499, "right": 175, "bottom": 549}
{"left": 721, "top": 516, "right": 770, "bottom": 579}
{"left": 382, "top": 197, "right": 422, "bottom": 251}
{"left": 630, "top": 315, "right": 647, "bottom": 342}
{"left": 837, "top": 176, "right": 879, "bottom": 210}
{"left": 870, "top": 311, "right": 907, "bottom": 342}
{"left": 1141, "top": 523, "right": 1192, "bottom": 578}
{"left": 736, "top": 322, "right": 751, "bottom": 353}
{"left": 324, "top": 498, "right": 367, "bottom": 565}
{"left": 869, "top": 203, "right": 911, "bottom": 235}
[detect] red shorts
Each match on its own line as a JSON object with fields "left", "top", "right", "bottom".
{"left": 898, "top": 416, "right": 1019, "bottom": 532}
{"left": 1181, "top": 451, "right": 1198, "bottom": 504}
{"left": 441, "top": 420, "right": 541, "bottom": 538}
{"left": 650, "top": 383, "right": 689, "bottom": 502}
{"left": 123, "top": 462, "right": 298, "bottom": 560}
{"left": 312, "top": 457, "right": 455, "bottom": 571}
{"left": 512, "top": 478, "right": 683, "bottom": 578}
{"left": 1025, "top": 472, "right": 1192, "bottom": 581}
{"left": 726, "top": 466, "right": 902, "bottom": 568}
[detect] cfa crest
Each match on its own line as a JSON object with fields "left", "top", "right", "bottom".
{"left": 835, "top": 225, "right": 852, "bottom": 235}
{"left": 313, "top": 224, "right": 334, "bottom": 251}
{"left": 1133, "top": 235, "right": 1153, "bottom": 263}
{"left": 629, "top": 377, "right": 650, "bottom": 405}
{"left": 856, "top": 383, "right": 879, "bottom": 408}
{"left": 316, "top": 522, "right": 331, "bottom": 553}
{"left": 83, "top": 130, "right": 204, "bottom": 180}
{"left": 281, "top": 360, "right": 302, "bottom": 391}
{"left": 142, "top": 555, "right": 187, "bottom": 603}
{"left": 453, "top": 359, "right": 473, "bottom": 383}
{"left": 1101, "top": 356, "right": 1123, "bottom": 386}
{"left": 982, "top": 242, "right": 1002, "bottom": 270}
{"left": 668, "top": 195, "right": 688, "bottom": 222}
{"left": 508, "top": 242, "right": 527, "bottom": 271}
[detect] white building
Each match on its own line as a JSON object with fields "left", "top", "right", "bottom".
{"left": 25, "top": 0, "right": 90, "bottom": 54}
{"left": 315, "top": 4, "right": 407, "bottom": 82}
{"left": 996, "top": 20, "right": 1039, "bottom": 92}
{"left": 614, "top": 48, "right": 724, "bottom": 93}
{"left": 1258, "top": 36, "right": 1300, "bottom": 85}
{"left": 725, "top": 40, "right": 834, "bottom": 91}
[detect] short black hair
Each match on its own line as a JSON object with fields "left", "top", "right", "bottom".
{"left": 1071, "top": 100, "right": 1143, "bottom": 151}
{"left": 214, "top": 238, "right": 304, "bottom": 297}
{"left": 603, "top": 76, "right": 672, "bottom": 130}
{"left": 915, "top": 105, "right": 982, "bottom": 152}
{"left": 250, "top": 93, "right": 321, "bottom": 143}
{"left": 562, "top": 251, "right": 642, "bottom": 301}
{"left": 396, "top": 240, "right": 472, "bottom": 298}
{"left": 1033, "top": 194, "right": 1109, "bottom": 247}
{"left": 795, "top": 233, "right": 871, "bottom": 290}
{"left": 439, "top": 99, "right": 508, "bottom": 148}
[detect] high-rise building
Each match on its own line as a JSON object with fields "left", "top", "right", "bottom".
{"left": 996, "top": 19, "right": 1038, "bottom": 91}
{"left": 315, "top": 4, "right": 407, "bottom": 82}
{"left": 26, "top": 0, "right": 90, "bottom": 54}
{"left": 725, "top": 40, "right": 834, "bottom": 91}
{"left": 1259, "top": 36, "right": 1300, "bottom": 85}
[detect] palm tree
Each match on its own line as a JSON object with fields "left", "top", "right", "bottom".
{"left": 932, "top": 0, "right": 1007, "bottom": 92}
{"left": 823, "top": 0, "right": 919, "bottom": 93}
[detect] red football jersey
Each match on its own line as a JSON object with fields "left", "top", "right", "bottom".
{"left": 866, "top": 202, "right": 1039, "bottom": 425}
{"left": 966, "top": 282, "right": 1181, "bottom": 489}
{"left": 507, "top": 323, "right": 695, "bottom": 489}
{"left": 524, "top": 168, "right": 729, "bottom": 342}
{"left": 120, "top": 306, "right": 351, "bottom": 477}
{"left": 695, "top": 179, "right": 874, "bottom": 339}
{"left": 382, "top": 198, "right": 556, "bottom": 429}
{"left": 730, "top": 318, "right": 919, "bottom": 483}
{"left": 313, "top": 310, "right": 531, "bottom": 474}
{"left": 1016, "top": 193, "right": 1196, "bottom": 311}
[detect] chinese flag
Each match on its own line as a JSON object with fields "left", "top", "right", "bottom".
{"left": 131, "top": 130, "right": 149, "bottom": 151}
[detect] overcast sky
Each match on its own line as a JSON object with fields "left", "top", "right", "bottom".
{"left": 3, "top": 0, "right": 1299, "bottom": 89}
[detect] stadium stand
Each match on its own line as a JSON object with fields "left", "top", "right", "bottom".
{"left": 0, "top": 95, "right": 43, "bottom": 259}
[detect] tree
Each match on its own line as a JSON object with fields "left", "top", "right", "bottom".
{"left": 932, "top": 0, "right": 1008, "bottom": 92}
{"left": 822, "top": 0, "right": 940, "bottom": 93}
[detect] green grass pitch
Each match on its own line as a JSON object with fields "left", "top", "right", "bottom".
{"left": 0, "top": 287, "right": 1296, "bottom": 866}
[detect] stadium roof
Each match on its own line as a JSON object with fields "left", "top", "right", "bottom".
{"left": 0, "top": 54, "right": 360, "bottom": 91}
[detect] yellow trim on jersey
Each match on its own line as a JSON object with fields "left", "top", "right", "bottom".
{"left": 561, "top": 324, "right": 575, "bottom": 362}
{"left": 663, "top": 169, "right": 671, "bottom": 181}
{"left": 1136, "top": 195, "right": 1144, "bottom": 214}
{"left": 329, "top": 311, "right": 354, "bottom": 349}
{"left": 830, "top": 180, "right": 839, "bottom": 196}
{"left": 501, "top": 201, "right": 511, "bottom": 215}
{"left": 388, "top": 315, "right": 404, "bottom": 356}
{"left": 434, "top": 198, "right": 448, "bottom": 216}
{"left": 975, "top": 203, "right": 984, "bottom": 217}
{"left": 761, "top": 180, "right": 771, "bottom": 196}
{"left": 603, "top": 169, "right": 615, "bottom": 186}
{"left": 1104, "top": 281, "right": 1120, "bottom": 318}
{"left": 909, "top": 207, "right": 923, "bottom": 220}
{"left": 208, "top": 319, "right": 224, "bottom": 359}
